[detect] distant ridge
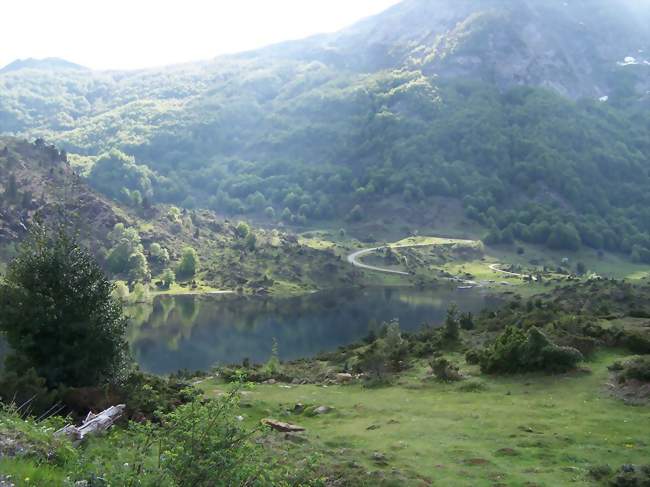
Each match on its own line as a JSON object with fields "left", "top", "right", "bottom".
{"left": 0, "top": 57, "right": 88, "bottom": 74}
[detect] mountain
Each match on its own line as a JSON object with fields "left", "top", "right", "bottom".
{"left": 0, "top": 57, "right": 87, "bottom": 74}
{"left": 1, "top": 0, "right": 650, "bottom": 261}
{"left": 261, "top": 0, "right": 650, "bottom": 98}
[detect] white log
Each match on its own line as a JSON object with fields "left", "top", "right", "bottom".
{"left": 55, "top": 404, "right": 126, "bottom": 444}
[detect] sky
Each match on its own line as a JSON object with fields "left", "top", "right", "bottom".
{"left": 1, "top": 0, "right": 402, "bottom": 71}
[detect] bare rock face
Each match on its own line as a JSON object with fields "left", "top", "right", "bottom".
{"left": 271, "top": 0, "right": 650, "bottom": 100}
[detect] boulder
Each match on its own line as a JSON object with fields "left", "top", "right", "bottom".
{"left": 335, "top": 373, "right": 354, "bottom": 383}
{"left": 314, "top": 406, "right": 332, "bottom": 415}
{"left": 292, "top": 403, "right": 305, "bottom": 414}
{"left": 371, "top": 452, "right": 388, "bottom": 465}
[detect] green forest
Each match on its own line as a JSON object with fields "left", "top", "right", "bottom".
{"left": 2, "top": 66, "right": 650, "bottom": 260}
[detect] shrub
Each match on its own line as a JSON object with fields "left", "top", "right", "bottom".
{"left": 460, "top": 312, "right": 475, "bottom": 330}
{"left": 624, "top": 332, "right": 650, "bottom": 354}
{"left": 465, "top": 349, "right": 482, "bottom": 365}
{"left": 384, "top": 319, "right": 409, "bottom": 371}
{"left": 617, "top": 356, "right": 650, "bottom": 383}
{"left": 0, "top": 365, "right": 57, "bottom": 415}
{"left": 160, "top": 391, "right": 263, "bottom": 486}
{"left": 176, "top": 247, "right": 199, "bottom": 279}
{"left": 262, "top": 338, "right": 281, "bottom": 376}
{"left": 357, "top": 342, "right": 389, "bottom": 382}
{"left": 608, "top": 464, "right": 650, "bottom": 487}
{"left": 480, "top": 326, "right": 583, "bottom": 374}
{"left": 430, "top": 358, "right": 463, "bottom": 382}
{"left": 444, "top": 304, "right": 460, "bottom": 341}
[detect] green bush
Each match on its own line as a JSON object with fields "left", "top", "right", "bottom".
{"left": 430, "top": 358, "right": 463, "bottom": 382}
{"left": 617, "top": 356, "right": 650, "bottom": 383}
{"left": 608, "top": 464, "right": 650, "bottom": 487}
{"left": 479, "top": 326, "right": 583, "bottom": 374}
{"left": 465, "top": 349, "right": 482, "bottom": 365}
{"left": 160, "top": 391, "right": 263, "bottom": 486}
{"left": 624, "top": 332, "right": 650, "bottom": 354}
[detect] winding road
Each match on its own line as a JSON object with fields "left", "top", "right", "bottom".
{"left": 346, "top": 239, "right": 474, "bottom": 277}
{"left": 346, "top": 239, "right": 531, "bottom": 283}
{"left": 488, "top": 263, "right": 533, "bottom": 280}
{"left": 346, "top": 246, "right": 411, "bottom": 275}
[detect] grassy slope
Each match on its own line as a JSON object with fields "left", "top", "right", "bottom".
{"left": 205, "top": 351, "right": 649, "bottom": 486}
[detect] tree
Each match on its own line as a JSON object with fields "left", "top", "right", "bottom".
{"left": 177, "top": 247, "right": 199, "bottom": 278}
{"left": 5, "top": 173, "right": 17, "bottom": 201}
{"left": 0, "top": 223, "right": 128, "bottom": 388}
{"left": 348, "top": 204, "right": 364, "bottom": 222}
{"left": 460, "top": 312, "right": 475, "bottom": 330}
{"left": 235, "top": 221, "right": 250, "bottom": 239}
{"left": 149, "top": 242, "right": 170, "bottom": 265}
{"left": 88, "top": 149, "right": 154, "bottom": 205}
{"left": 106, "top": 223, "right": 149, "bottom": 280}
{"left": 244, "top": 232, "right": 257, "bottom": 251}
{"left": 444, "top": 304, "right": 460, "bottom": 341}
{"left": 128, "top": 252, "right": 150, "bottom": 281}
{"left": 547, "top": 223, "right": 581, "bottom": 251}
{"left": 281, "top": 207, "right": 292, "bottom": 222}
{"left": 161, "top": 268, "right": 176, "bottom": 289}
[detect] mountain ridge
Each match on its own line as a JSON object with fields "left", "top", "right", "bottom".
{"left": 0, "top": 57, "right": 88, "bottom": 74}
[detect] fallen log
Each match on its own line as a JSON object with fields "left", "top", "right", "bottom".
{"left": 55, "top": 404, "right": 125, "bottom": 444}
{"left": 261, "top": 418, "right": 305, "bottom": 433}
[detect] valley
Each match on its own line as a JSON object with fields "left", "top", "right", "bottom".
{"left": 1, "top": 0, "right": 650, "bottom": 485}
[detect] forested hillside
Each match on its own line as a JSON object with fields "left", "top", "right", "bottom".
{"left": 1, "top": 0, "right": 650, "bottom": 260}
{"left": 0, "top": 137, "right": 353, "bottom": 294}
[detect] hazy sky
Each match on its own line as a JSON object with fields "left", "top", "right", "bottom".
{"left": 1, "top": 0, "right": 402, "bottom": 71}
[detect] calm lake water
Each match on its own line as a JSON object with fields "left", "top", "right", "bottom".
{"left": 127, "top": 286, "right": 501, "bottom": 374}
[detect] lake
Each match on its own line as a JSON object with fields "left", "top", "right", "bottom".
{"left": 127, "top": 286, "right": 501, "bottom": 374}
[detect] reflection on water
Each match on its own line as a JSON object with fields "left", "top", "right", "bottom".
{"left": 127, "top": 286, "right": 500, "bottom": 374}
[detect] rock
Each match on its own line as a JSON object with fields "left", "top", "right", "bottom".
{"left": 293, "top": 403, "right": 305, "bottom": 414}
{"left": 335, "top": 373, "right": 354, "bottom": 383}
{"left": 264, "top": 379, "right": 277, "bottom": 385}
{"left": 372, "top": 452, "right": 388, "bottom": 465}
{"left": 261, "top": 418, "right": 305, "bottom": 433}
{"left": 314, "top": 405, "right": 332, "bottom": 415}
{"left": 291, "top": 378, "right": 301, "bottom": 385}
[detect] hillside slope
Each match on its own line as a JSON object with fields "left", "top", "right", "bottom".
{"left": 0, "top": 137, "right": 354, "bottom": 294}
{"left": 1, "top": 0, "right": 650, "bottom": 260}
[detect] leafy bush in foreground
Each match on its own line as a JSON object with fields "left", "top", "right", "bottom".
{"left": 479, "top": 326, "right": 583, "bottom": 374}
{"left": 159, "top": 391, "right": 263, "bottom": 486}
